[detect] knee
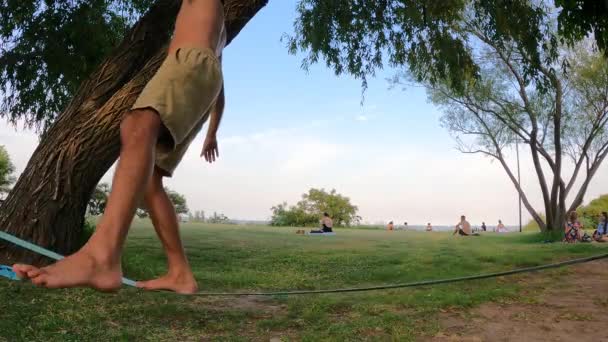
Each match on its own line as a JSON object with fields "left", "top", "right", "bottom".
{"left": 120, "top": 109, "right": 162, "bottom": 147}
{"left": 143, "top": 167, "right": 165, "bottom": 200}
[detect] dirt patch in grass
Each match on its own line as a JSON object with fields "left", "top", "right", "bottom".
{"left": 428, "top": 259, "right": 608, "bottom": 342}
{"left": 208, "top": 296, "right": 287, "bottom": 314}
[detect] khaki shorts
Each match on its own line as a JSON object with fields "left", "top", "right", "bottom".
{"left": 132, "top": 47, "right": 223, "bottom": 176}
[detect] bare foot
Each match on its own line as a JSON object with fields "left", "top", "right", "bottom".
{"left": 136, "top": 272, "right": 198, "bottom": 294}
{"left": 12, "top": 250, "right": 122, "bottom": 292}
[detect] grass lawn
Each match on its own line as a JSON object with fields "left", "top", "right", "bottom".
{"left": 0, "top": 222, "right": 606, "bottom": 341}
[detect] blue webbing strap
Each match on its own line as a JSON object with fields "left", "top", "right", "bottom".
{"left": 0, "top": 230, "right": 136, "bottom": 287}
{"left": 0, "top": 265, "right": 18, "bottom": 281}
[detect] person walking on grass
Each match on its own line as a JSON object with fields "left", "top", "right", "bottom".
{"left": 13, "top": 0, "right": 227, "bottom": 294}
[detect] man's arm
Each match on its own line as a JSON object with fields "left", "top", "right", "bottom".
{"left": 201, "top": 84, "right": 225, "bottom": 163}
{"left": 207, "top": 85, "right": 225, "bottom": 137}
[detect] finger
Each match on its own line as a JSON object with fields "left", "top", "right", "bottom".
{"left": 12, "top": 264, "right": 35, "bottom": 279}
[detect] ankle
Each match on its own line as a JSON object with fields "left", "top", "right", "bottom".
{"left": 80, "top": 244, "right": 121, "bottom": 267}
{"left": 167, "top": 267, "right": 194, "bottom": 279}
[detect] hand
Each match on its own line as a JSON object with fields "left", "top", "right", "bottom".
{"left": 201, "top": 135, "right": 219, "bottom": 163}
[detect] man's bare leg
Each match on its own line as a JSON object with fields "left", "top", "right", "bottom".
{"left": 13, "top": 110, "right": 161, "bottom": 290}
{"left": 136, "top": 167, "right": 198, "bottom": 294}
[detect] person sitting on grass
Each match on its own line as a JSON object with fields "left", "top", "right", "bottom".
{"left": 310, "top": 212, "right": 334, "bottom": 234}
{"left": 496, "top": 220, "right": 507, "bottom": 233}
{"left": 453, "top": 215, "right": 472, "bottom": 236}
{"left": 320, "top": 212, "right": 333, "bottom": 233}
{"left": 593, "top": 212, "right": 608, "bottom": 242}
{"left": 387, "top": 221, "right": 394, "bottom": 231}
{"left": 564, "top": 211, "right": 583, "bottom": 243}
{"left": 426, "top": 223, "right": 432, "bottom": 231}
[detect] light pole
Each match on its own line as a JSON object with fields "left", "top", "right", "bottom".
{"left": 516, "top": 139, "right": 522, "bottom": 232}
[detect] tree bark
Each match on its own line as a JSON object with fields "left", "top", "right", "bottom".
{"left": 0, "top": 0, "right": 268, "bottom": 265}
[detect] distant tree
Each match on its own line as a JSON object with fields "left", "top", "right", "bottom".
{"left": 270, "top": 188, "right": 360, "bottom": 227}
{"left": 131, "top": 187, "right": 189, "bottom": 218}
{"left": 270, "top": 202, "right": 317, "bottom": 227}
{"left": 0, "top": 146, "right": 16, "bottom": 198}
{"left": 577, "top": 194, "right": 608, "bottom": 229}
{"left": 88, "top": 183, "right": 110, "bottom": 216}
{"left": 165, "top": 188, "right": 188, "bottom": 215}
{"left": 135, "top": 208, "right": 149, "bottom": 219}
{"left": 207, "top": 212, "right": 229, "bottom": 224}
{"left": 192, "top": 210, "right": 205, "bottom": 222}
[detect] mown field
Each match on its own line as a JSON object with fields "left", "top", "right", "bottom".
{"left": 0, "top": 222, "right": 605, "bottom": 341}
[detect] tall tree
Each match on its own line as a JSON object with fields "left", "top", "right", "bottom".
{"left": 0, "top": 0, "right": 268, "bottom": 264}
{"left": 424, "top": 41, "right": 608, "bottom": 232}
{"left": 0, "top": 146, "right": 16, "bottom": 197}
{"left": 556, "top": 0, "right": 608, "bottom": 53}
{"left": 288, "top": 0, "right": 607, "bottom": 232}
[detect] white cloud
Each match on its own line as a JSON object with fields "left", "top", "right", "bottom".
{"left": 221, "top": 135, "right": 247, "bottom": 146}
{"left": 279, "top": 140, "right": 345, "bottom": 174}
{"left": 355, "top": 115, "right": 368, "bottom": 122}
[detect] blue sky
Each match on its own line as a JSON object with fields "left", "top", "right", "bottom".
{"left": 1, "top": 0, "right": 607, "bottom": 226}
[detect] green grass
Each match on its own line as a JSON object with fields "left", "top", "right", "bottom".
{"left": 1, "top": 222, "right": 606, "bottom": 341}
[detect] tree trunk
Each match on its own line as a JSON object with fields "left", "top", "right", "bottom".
{"left": 0, "top": 0, "right": 268, "bottom": 265}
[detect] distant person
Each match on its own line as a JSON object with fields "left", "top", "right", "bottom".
{"left": 321, "top": 212, "right": 333, "bottom": 233}
{"left": 453, "top": 215, "right": 472, "bottom": 236}
{"left": 426, "top": 223, "right": 432, "bottom": 231}
{"left": 593, "top": 212, "right": 608, "bottom": 242}
{"left": 481, "top": 222, "right": 487, "bottom": 232}
{"left": 564, "top": 211, "right": 582, "bottom": 243}
{"left": 310, "top": 212, "right": 334, "bottom": 234}
{"left": 496, "top": 220, "right": 507, "bottom": 233}
{"left": 387, "top": 221, "right": 394, "bottom": 231}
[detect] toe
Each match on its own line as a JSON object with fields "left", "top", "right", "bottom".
{"left": 26, "top": 268, "right": 42, "bottom": 278}
{"left": 12, "top": 264, "right": 35, "bottom": 279}
{"left": 31, "top": 274, "right": 47, "bottom": 287}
